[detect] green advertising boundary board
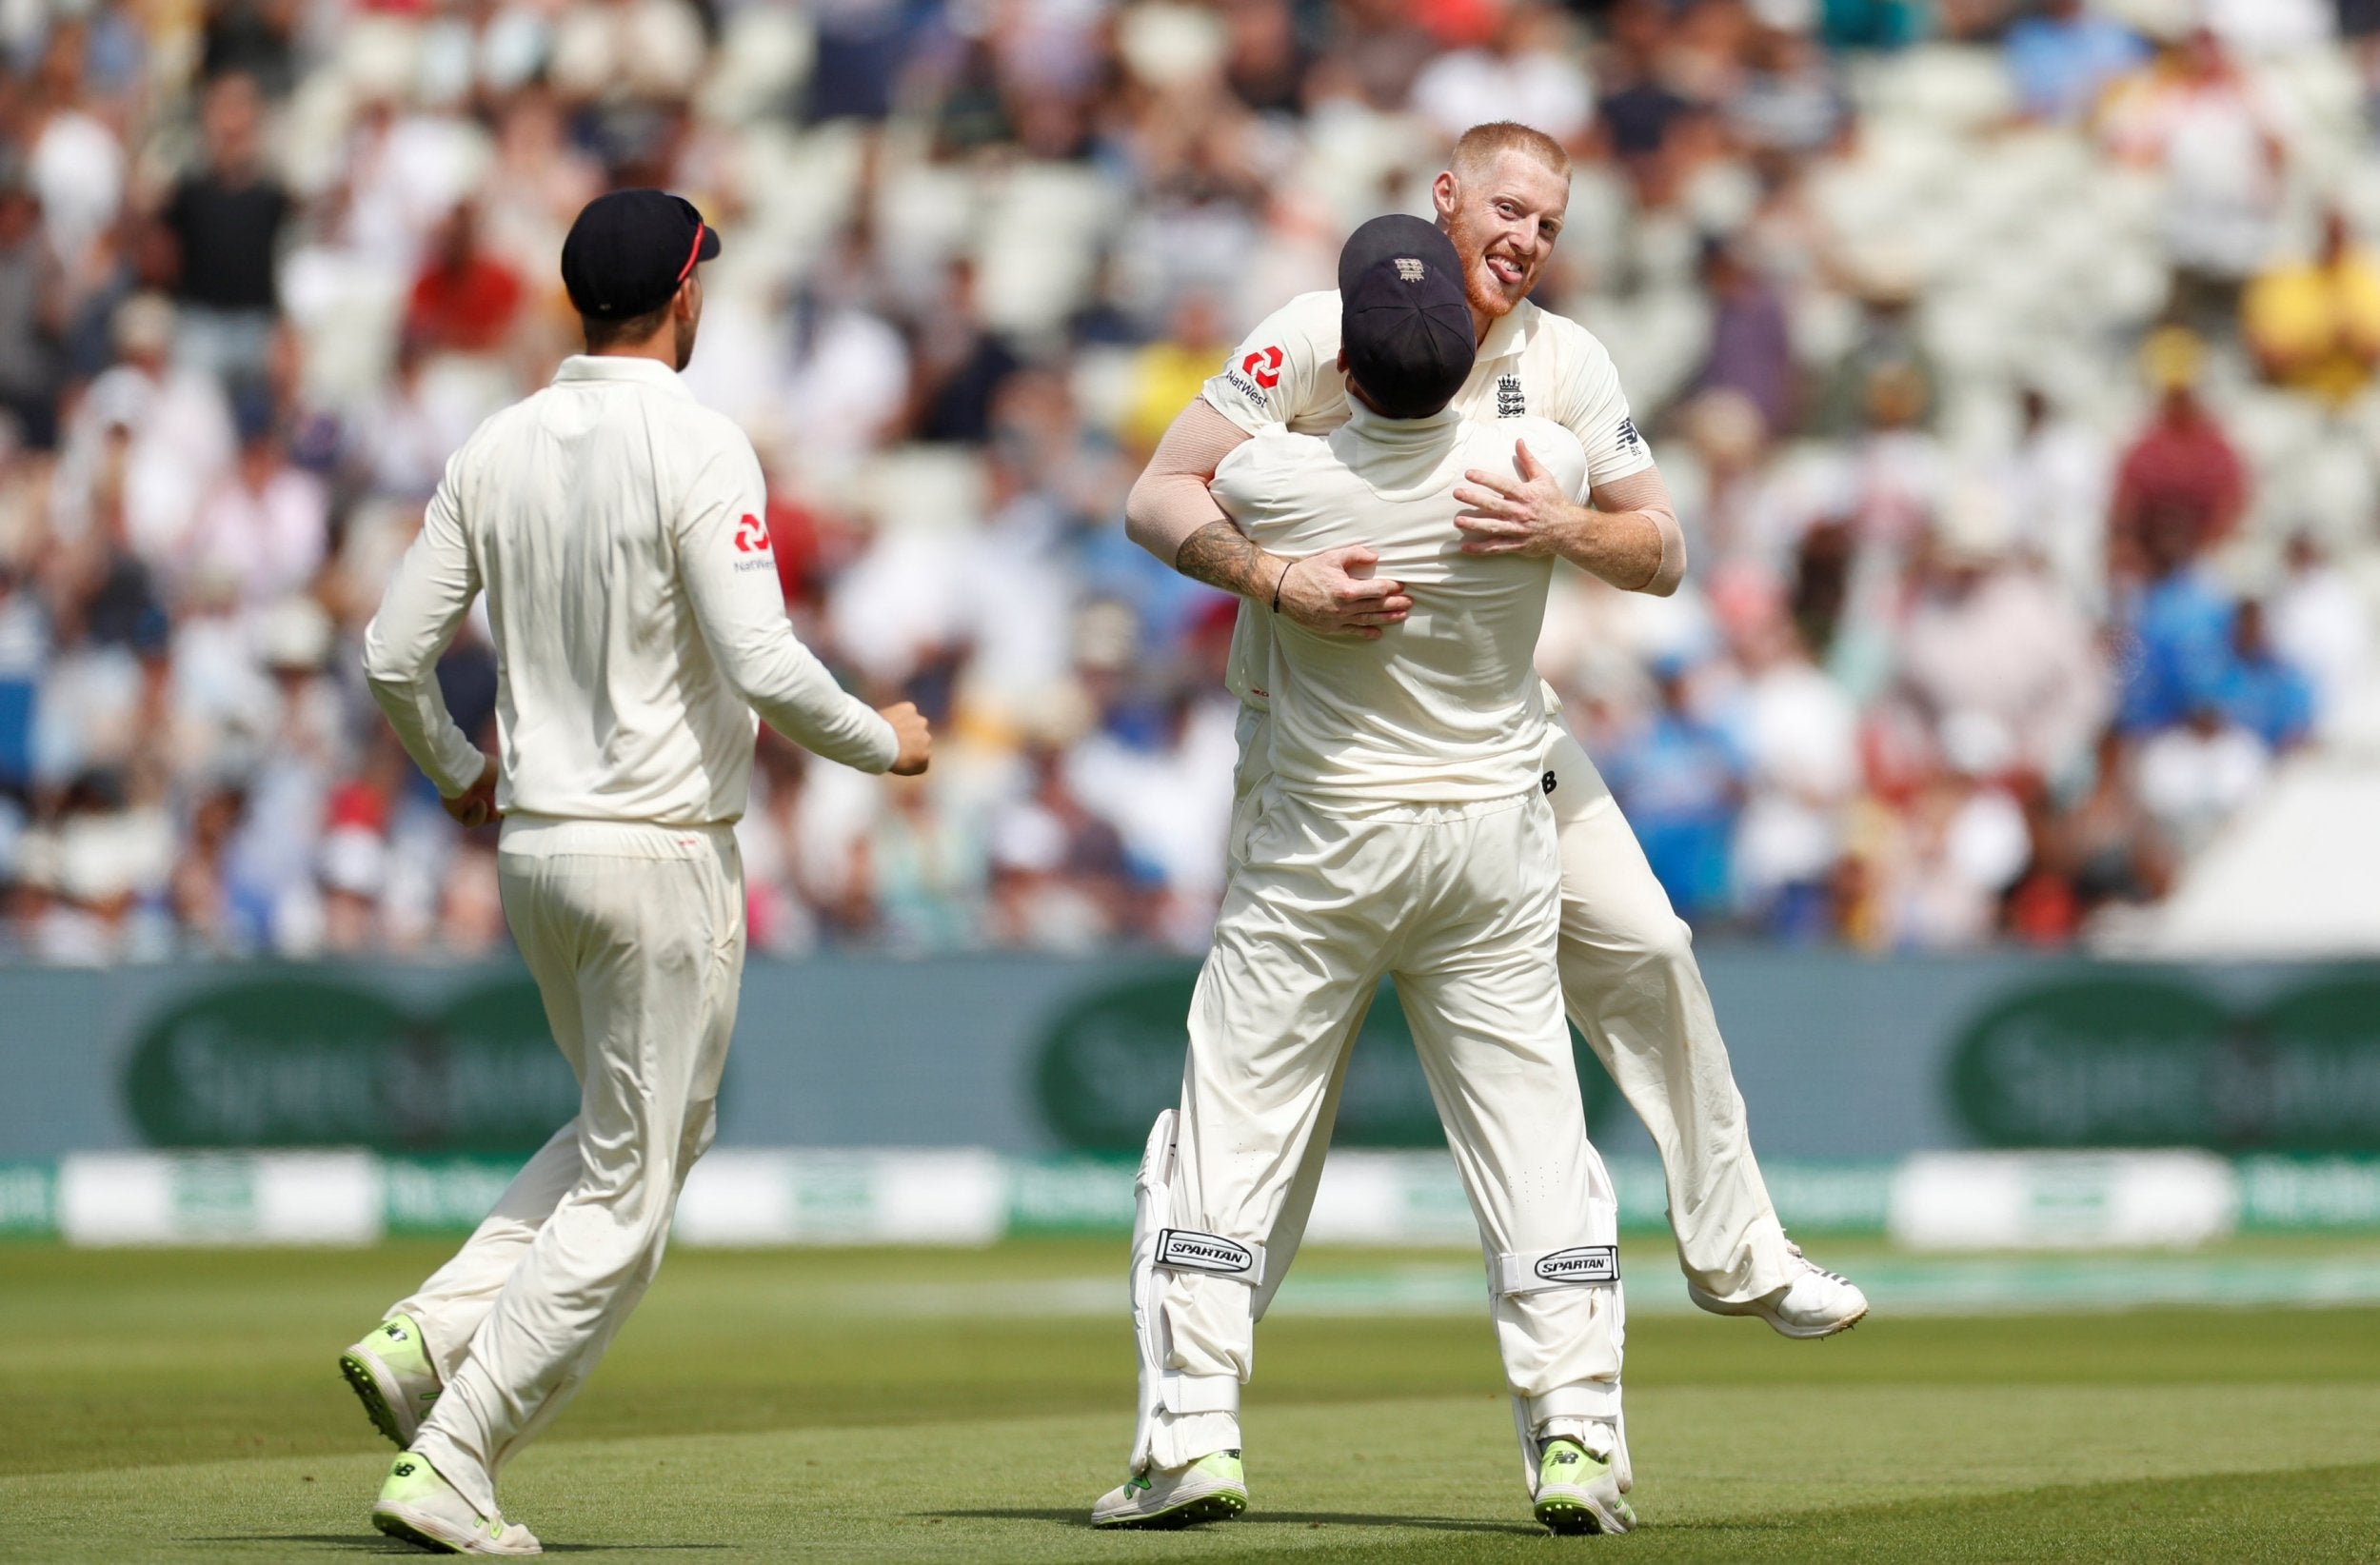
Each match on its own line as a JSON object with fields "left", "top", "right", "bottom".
{"left": 1, "top": 954, "right": 2377, "bottom": 1161}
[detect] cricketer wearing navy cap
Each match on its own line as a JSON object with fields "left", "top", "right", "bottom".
{"left": 559, "top": 188, "right": 722, "bottom": 367}
{"left": 350, "top": 177, "right": 928, "bottom": 1552}
{"left": 1335, "top": 213, "right": 1476, "bottom": 419}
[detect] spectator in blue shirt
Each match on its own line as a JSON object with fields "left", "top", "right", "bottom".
{"left": 1602, "top": 659, "right": 1748, "bottom": 923}
{"left": 2215, "top": 600, "right": 2315, "bottom": 750}
{"left": 2006, "top": 0, "right": 2151, "bottom": 124}
{"left": 2116, "top": 517, "right": 2236, "bottom": 734}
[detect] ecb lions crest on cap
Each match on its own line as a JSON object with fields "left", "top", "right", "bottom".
{"left": 1395, "top": 257, "right": 1427, "bottom": 282}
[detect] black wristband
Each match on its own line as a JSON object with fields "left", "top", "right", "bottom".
{"left": 1271, "top": 562, "right": 1287, "bottom": 614}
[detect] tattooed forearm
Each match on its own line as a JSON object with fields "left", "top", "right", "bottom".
{"left": 1172, "top": 519, "right": 1285, "bottom": 601}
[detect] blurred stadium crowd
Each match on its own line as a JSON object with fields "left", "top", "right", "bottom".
{"left": 0, "top": 0, "right": 2376, "bottom": 961}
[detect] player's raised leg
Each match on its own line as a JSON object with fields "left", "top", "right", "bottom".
{"left": 1545, "top": 727, "right": 1868, "bottom": 1337}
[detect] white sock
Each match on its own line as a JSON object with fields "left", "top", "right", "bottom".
{"left": 1147, "top": 1408, "right": 1241, "bottom": 1471}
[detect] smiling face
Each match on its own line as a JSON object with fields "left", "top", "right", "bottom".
{"left": 1433, "top": 149, "right": 1571, "bottom": 337}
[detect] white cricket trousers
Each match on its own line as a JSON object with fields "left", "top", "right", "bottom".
{"left": 391, "top": 817, "right": 745, "bottom": 1518}
{"left": 1153, "top": 782, "right": 1624, "bottom": 1467}
{"left": 1233, "top": 709, "right": 1795, "bottom": 1314}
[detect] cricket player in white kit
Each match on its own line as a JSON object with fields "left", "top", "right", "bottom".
{"left": 1095, "top": 216, "right": 1635, "bottom": 1536}
{"left": 1123, "top": 123, "right": 1865, "bottom": 1338}
{"left": 344, "top": 190, "right": 931, "bottom": 1555}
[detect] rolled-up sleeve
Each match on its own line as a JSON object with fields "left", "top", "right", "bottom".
{"left": 363, "top": 457, "right": 489, "bottom": 797}
{"left": 673, "top": 431, "right": 897, "bottom": 773}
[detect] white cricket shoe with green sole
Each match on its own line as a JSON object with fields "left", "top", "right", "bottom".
{"left": 1090, "top": 1450, "right": 1248, "bottom": 1529}
{"left": 371, "top": 1451, "right": 540, "bottom": 1555}
{"left": 340, "top": 1315, "right": 442, "bottom": 1448}
{"left": 1533, "top": 1436, "right": 1636, "bottom": 1535}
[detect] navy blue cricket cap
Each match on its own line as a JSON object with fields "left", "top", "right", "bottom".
{"left": 560, "top": 189, "right": 721, "bottom": 321}
{"left": 1338, "top": 214, "right": 1475, "bottom": 420}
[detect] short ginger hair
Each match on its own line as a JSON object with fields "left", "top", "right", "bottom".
{"left": 1448, "top": 121, "right": 1573, "bottom": 183}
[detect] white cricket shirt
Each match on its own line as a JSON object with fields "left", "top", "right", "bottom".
{"left": 364, "top": 355, "right": 897, "bottom": 825}
{"left": 1201, "top": 290, "right": 1656, "bottom": 707}
{"left": 1209, "top": 404, "right": 1591, "bottom": 804}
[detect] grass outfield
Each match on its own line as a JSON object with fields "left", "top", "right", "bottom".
{"left": 4, "top": 1238, "right": 2378, "bottom": 1562}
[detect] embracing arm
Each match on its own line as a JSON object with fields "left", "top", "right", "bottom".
{"left": 1123, "top": 400, "right": 1247, "bottom": 562}
{"left": 1579, "top": 465, "right": 1687, "bottom": 596}
{"left": 1455, "top": 450, "right": 1686, "bottom": 596}
{"left": 1125, "top": 400, "right": 1415, "bottom": 638}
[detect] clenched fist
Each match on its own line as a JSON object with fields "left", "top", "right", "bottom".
{"left": 880, "top": 702, "right": 932, "bottom": 775}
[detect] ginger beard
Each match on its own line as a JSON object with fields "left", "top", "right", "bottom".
{"left": 1435, "top": 151, "right": 1570, "bottom": 337}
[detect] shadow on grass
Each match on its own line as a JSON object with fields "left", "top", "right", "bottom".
{"left": 927, "top": 1509, "right": 1540, "bottom": 1536}
{"left": 185, "top": 1536, "right": 725, "bottom": 1553}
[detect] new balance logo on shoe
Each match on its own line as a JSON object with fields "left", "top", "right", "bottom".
{"left": 394, "top": 1461, "right": 417, "bottom": 1477}
{"left": 1552, "top": 1449, "right": 1580, "bottom": 1467}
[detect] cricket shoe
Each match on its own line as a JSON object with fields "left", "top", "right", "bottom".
{"left": 1533, "top": 1436, "right": 1636, "bottom": 1535}
{"left": 341, "top": 1314, "right": 442, "bottom": 1447}
{"left": 1090, "top": 1450, "right": 1248, "bottom": 1529}
{"left": 371, "top": 1451, "right": 540, "bottom": 1555}
{"left": 1686, "top": 1240, "right": 1868, "bottom": 1339}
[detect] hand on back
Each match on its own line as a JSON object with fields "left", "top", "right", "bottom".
{"left": 1454, "top": 439, "right": 1576, "bottom": 558}
{"left": 1275, "top": 545, "right": 1414, "bottom": 641}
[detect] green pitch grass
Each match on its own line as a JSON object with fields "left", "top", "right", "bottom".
{"left": 4, "top": 1238, "right": 2378, "bottom": 1562}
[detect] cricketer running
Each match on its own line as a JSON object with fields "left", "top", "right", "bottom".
{"left": 347, "top": 189, "right": 930, "bottom": 1555}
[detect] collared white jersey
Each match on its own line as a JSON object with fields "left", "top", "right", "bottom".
{"left": 1210, "top": 404, "right": 1590, "bottom": 804}
{"left": 364, "top": 355, "right": 896, "bottom": 826}
{"left": 1200, "top": 290, "right": 1655, "bottom": 706}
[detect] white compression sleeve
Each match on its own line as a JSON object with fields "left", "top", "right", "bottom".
{"left": 1125, "top": 401, "right": 1255, "bottom": 566}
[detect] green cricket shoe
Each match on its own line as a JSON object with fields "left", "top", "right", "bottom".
{"left": 372, "top": 1451, "right": 541, "bottom": 1555}
{"left": 1090, "top": 1450, "right": 1249, "bottom": 1529}
{"left": 1534, "top": 1437, "right": 1636, "bottom": 1535}
{"left": 340, "top": 1315, "right": 441, "bottom": 1448}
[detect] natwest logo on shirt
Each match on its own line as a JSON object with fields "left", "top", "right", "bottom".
{"left": 733, "top": 514, "right": 772, "bottom": 554}
{"left": 1220, "top": 345, "right": 1285, "bottom": 411}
